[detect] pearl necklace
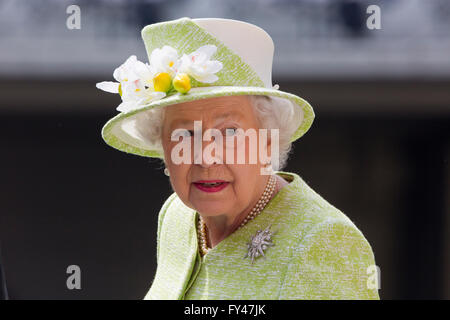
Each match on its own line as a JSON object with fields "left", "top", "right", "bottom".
{"left": 197, "top": 174, "right": 277, "bottom": 256}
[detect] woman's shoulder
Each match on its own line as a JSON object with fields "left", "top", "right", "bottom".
{"left": 275, "top": 171, "right": 379, "bottom": 299}
{"left": 155, "top": 192, "right": 195, "bottom": 241}
{"left": 274, "top": 171, "right": 373, "bottom": 249}
{"left": 159, "top": 191, "right": 181, "bottom": 214}
{"left": 156, "top": 192, "right": 194, "bottom": 229}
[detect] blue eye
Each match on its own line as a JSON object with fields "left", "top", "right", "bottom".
{"left": 180, "top": 129, "right": 194, "bottom": 137}
{"left": 177, "top": 129, "right": 194, "bottom": 138}
{"left": 225, "top": 128, "right": 237, "bottom": 136}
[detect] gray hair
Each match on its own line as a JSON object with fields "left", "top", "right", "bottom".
{"left": 134, "top": 95, "right": 302, "bottom": 171}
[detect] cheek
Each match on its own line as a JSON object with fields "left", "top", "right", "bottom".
{"left": 167, "top": 164, "right": 191, "bottom": 199}
{"left": 228, "top": 165, "right": 258, "bottom": 197}
{"left": 164, "top": 136, "right": 195, "bottom": 165}
{"left": 163, "top": 140, "right": 190, "bottom": 195}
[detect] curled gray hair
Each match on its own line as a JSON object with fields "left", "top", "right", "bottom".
{"left": 134, "top": 95, "right": 302, "bottom": 171}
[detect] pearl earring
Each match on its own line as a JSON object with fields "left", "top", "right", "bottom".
{"left": 164, "top": 168, "right": 170, "bottom": 176}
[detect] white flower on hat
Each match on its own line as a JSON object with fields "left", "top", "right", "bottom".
{"left": 96, "top": 55, "right": 140, "bottom": 93}
{"left": 117, "top": 79, "right": 166, "bottom": 113}
{"left": 113, "top": 55, "right": 141, "bottom": 83}
{"left": 178, "top": 45, "right": 223, "bottom": 83}
{"left": 150, "top": 45, "right": 180, "bottom": 77}
{"left": 96, "top": 55, "right": 166, "bottom": 113}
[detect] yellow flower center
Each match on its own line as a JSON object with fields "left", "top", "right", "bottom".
{"left": 172, "top": 73, "right": 191, "bottom": 94}
{"left": 153, "top": 72, "right": 172, "bottom": 92}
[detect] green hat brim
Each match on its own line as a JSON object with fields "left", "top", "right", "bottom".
{"left": 101, "top": 86, "right": 315, "bottom": 159}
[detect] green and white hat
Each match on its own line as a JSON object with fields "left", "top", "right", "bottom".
{"left": 97, "top": 17, "right": 315, "bottom": 159}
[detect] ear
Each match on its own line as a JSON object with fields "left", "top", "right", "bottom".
{"left": 258, "top": 130, "right": 272, "bottom": 167}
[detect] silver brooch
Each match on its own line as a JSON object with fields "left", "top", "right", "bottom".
{"left": 244, "top": 225, "right": 275, "bottom": 264}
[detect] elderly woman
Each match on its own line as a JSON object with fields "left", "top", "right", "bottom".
{"left": 97, "top": 17, "right": 379, "bottom": 300}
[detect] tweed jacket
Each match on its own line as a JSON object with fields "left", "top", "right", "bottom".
{"left": 144, "top": 171, "right": 380, "bottom": 300}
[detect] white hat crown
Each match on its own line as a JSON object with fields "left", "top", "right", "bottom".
{"left": 193, "top": 18, "right": 274, "bottom": 88}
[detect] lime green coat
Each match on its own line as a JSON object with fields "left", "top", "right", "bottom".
{"left": 144, "top": 171, "right": 380, "bottom": 300}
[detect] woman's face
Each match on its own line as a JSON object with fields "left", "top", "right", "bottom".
{"left": 161, "top": 95, "right": 271, "bottom": 217}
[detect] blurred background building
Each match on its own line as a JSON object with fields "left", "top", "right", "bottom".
{"left": 0, "top": 0, "right": 449, "bottom": 299}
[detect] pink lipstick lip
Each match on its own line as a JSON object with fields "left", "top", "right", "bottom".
{"left": 192, "top": 181, "right": 230, "bottom": 193}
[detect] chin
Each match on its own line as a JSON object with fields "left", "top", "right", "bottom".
{"left": 191, "top": 200, "right": 230, "bottom": 216}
